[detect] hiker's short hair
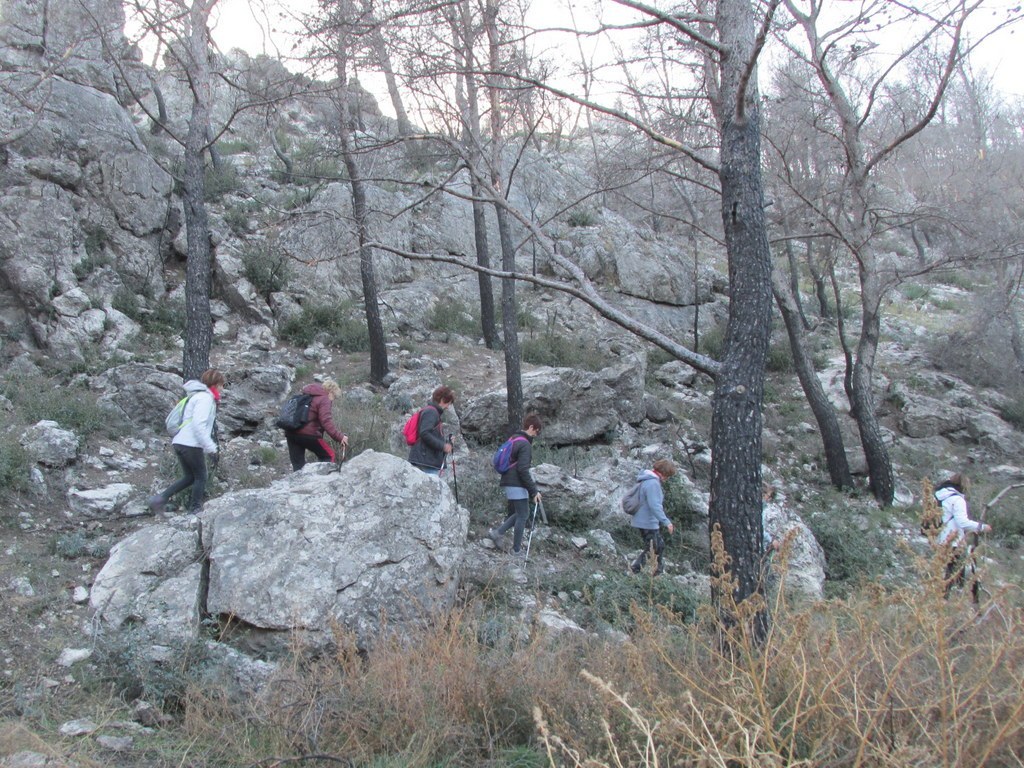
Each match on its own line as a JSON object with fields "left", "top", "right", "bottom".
{"left": 322, "top": 378, "right": 342, "bottom": 398}
{"left": 523, "top": 414, "right": 543, "bottom": 432}
{"left": 201, "top": 368, "right": 225, "bottom": 388}
{"left": 653, "top": 458, "right": 677, "bottom": 479}
{"left": 432, "top": 385, "right": 456, "bottom": 405}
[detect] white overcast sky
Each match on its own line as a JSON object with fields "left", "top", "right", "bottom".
{"left": 201, "top": 0, "right": 1024, "bottom": 103}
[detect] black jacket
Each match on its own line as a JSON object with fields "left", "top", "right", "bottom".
{"left": 498, "top": 431, "right": 537, "bottom": 496}
{"left": 408, "top": 404, "right": 446, "bottom": 470}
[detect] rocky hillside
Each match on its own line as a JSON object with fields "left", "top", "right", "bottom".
{"left": 2, "top": 1, "right": 1024, "bottom": 762}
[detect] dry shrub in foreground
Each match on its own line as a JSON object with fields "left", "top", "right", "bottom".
{"left": 537, "top": 541, "right": 1024, "bottom": 767}
{"left": 182, "top": 607, "right": 601, "bottom": 767}
{"left": 178, "top": 554, "right": 1024, "bottom": 767}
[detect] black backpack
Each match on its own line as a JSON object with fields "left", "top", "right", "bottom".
{"left": 275, "top": 393, "right": 314, "bottom": 431}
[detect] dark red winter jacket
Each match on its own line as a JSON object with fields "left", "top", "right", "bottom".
{"left": 292, "top": 383, "right": 345, "bottom": 442}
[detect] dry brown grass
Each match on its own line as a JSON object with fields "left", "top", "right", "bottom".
{"left": 175, "top": 551, "right": 1024, "bottom": 767}
{"left": 535, "top": 538, "right": 1024, "bottom": 768}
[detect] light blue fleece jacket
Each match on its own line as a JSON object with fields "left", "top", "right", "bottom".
{"left": 629, "top": 469, "right": 670, "bottom": 530}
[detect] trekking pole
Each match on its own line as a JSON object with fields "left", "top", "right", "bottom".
{"left": 537, "top": 497, "right": 548, "bottom": 525}
{"left": 524, "top": 499, "right": 540, "bottom": 559}
{"left": 446, "top": 438, "right": 458, "bottom": 505}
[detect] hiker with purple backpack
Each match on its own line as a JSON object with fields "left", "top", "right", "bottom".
{"left": 487, "top": 414, "right": 543, "bottom": 558}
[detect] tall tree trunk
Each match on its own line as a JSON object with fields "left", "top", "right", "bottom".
{"left": 807, "top": 239, "right": 832, "bottom": 319}
{"left": 471, "top": 180, "right": 498, "bottom": 348}
{"left": 370, "top": 30, "right": 413, "bottom": 137}
{"left": 181, "top": 0, "right": 216, "bottom": 380}
{"left": 772, "top": 270, "right": 853, "bottom": 489}
{"left": 484, "top": 0, "right": 522, "bottom": 433}
{"left": 784, "top": 238, "right": 811, "bottom": 330}
{"left": 850, "top": 256, "right": 894, "bottom": 504}
{"left": 337, "top": 31, "right": 388, "bottom": 384}
{"left": 708, "top": 0, "right": 774, "bottom": 643}
{"left": 495, "top": 203, "right": 523, "bottom": 434}
{"left": 452, "top": 0, "right": 497, "bottom": 348}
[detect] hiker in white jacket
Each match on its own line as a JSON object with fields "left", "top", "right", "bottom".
{"left": 934, "top": 473, "right": 992, "bottom": 601}
{"left": 149, "top": 369, "right": 224, "bottom": 515}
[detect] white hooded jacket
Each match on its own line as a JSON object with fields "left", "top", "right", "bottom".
{"left": 171, "top": 380, "right": 218, "bottom": 454}
{"left": 935, "top": 486, "right": 983, "bottom": 547}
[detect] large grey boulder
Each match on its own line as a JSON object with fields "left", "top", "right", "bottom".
{"left": 460, "top": 362, "right": 646, "bottom": 445}
{"left": 91, "top": 451, "right": 469, "bottom": 653}
{"left": 92, "top": 363, "right": 183, "bottom": 433}
{"left": 89, "top": 524, "right": 204, "bottom": 641}
{"left": 19, "top": 420, "right": 79, "bottom": 466}
{"left": 763, "top": 497, "right": 826, "bottom": 602}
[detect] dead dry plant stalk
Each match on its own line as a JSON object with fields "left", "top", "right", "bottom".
{"left": 537, "top": 553, "right": 1024, "bottom": 766}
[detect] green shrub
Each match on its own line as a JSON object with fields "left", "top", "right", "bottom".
{"left": 279, "top": 302, "right": 369, "bottom": 351}
{"left": 216, "top": 138, "right": 254, "bottom": 155}
{"left": 53, "top": 531, "right": 111, "bottom": 560}
{"left": 998, "top": 389, "right": 1024, "bottom": 429}
{"left": 241, "top": 241, "right": 291, "bottom": 299}
{"left": 1, "top": 374, "right": 126, "bottom": 439}
{"left": 204, "top": 161, "right": 241, "bottom": 201}
{"left": 426, "top": 297, "right": 480, "bottom": 337}
{"left": 902, "top": 283, "right": 930, "bottom": 301}
{"left": 805, "top": 507, "right": 895, "bottom": 597}
{"left": 552, "top": 570, "right": 698, "bottom": 632}
{"left": 766, "top": 339, "right": 794, "bottom": 373}
{"left": 698, "top": 323, "right": 726, "bottom": 359}
{"left": 0, "top": 442, "right": 30, "bottom": 494}
{"left": 567, "top": 208, "right": 597, "bottom": 227}
{"left": 521, "top": 334, "right": 608, "bottom": 371}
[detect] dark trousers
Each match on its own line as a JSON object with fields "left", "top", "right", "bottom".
{"left": 945, "top": 548, "right": 980, "bottom": 603}
{"left": 159, "top": 444, "right": 208, "bottom": 513}
{"left": 631, "top": 528, "right": 665, "bottom": 575}
{"left": 496, "top": 497, "right": 530, "bottom": 553}
{"left": 286, "top": 433, "right": 335, "bottom": 471}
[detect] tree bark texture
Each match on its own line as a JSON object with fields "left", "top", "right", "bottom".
{"left": 181, "top": 0, "right": 216, "bottom": 381}
{"left": 708, "top": 0, "right": 773, "bottom": 641}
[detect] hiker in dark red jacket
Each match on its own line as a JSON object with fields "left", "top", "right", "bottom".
{"left": 286, "top": 379, "right": 349, "bottom": 471}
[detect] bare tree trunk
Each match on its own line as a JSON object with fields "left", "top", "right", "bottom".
{"left": 452, "top": 0, "right": 498, "bottom": 348}
{"left": 772, "top": 270, "right": 852, "bottom": 489}
{"left": 485, "top": 0, "right": 522, "bottom": 432}
{"left": 496, "top": 204, "right": 523, "bottom": 433}
{"left": 368, "top": 28, "right": 413, "bottom": 137}
{"left": 807, "top": 239, "right": 832, "bottom": 319}
{"left": 337, "top": 30, "right": 388, "bottom": 384}
{"left": 181, "top": 0, "right": 216, "bottom": 380}
{"left": 708, "top": 0, "right": 774, "bottom": 643}
{"left": 269, "top": 125, "right": 293, "bottom": 180}
{"left": 784, "top": 238, "right": 811, "bottom": 330}
{"left": 850, "top": 253, "right": 894, "bottom": 504}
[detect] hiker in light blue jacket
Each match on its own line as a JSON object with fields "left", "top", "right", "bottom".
{"left": 149, "top": 369, "right": 224, "bottom": 515}
{"left": 627, "top": 458, "right": 677, "bottom": 576}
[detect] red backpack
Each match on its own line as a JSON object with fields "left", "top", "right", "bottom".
{"left": 402, "top": 409, "right": 423, "bottom": 445}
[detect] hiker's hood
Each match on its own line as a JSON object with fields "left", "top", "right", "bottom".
{"left": 635, "top": 469, "right": 659, "bottom": 484}
{"left": 935, "top": 486, "right": 962, "bottom": 503}
{"left": 302, "top": 382, "right": 327, "bottom": 397}
{"left": 182, "top": 379, "right": 211, "bottom": 396}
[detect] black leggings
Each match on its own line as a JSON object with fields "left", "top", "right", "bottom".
{"left": 496, "top": 497, "right": 530, "bottom": 553}
{"left": 286, "top": 433, "right": 336, "bottom": 470}
{"left": 159, "top": 444, "right": 208, "bottom": 513}
{"left": 631, "top": 528, "right": 666, "bottom": 575}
